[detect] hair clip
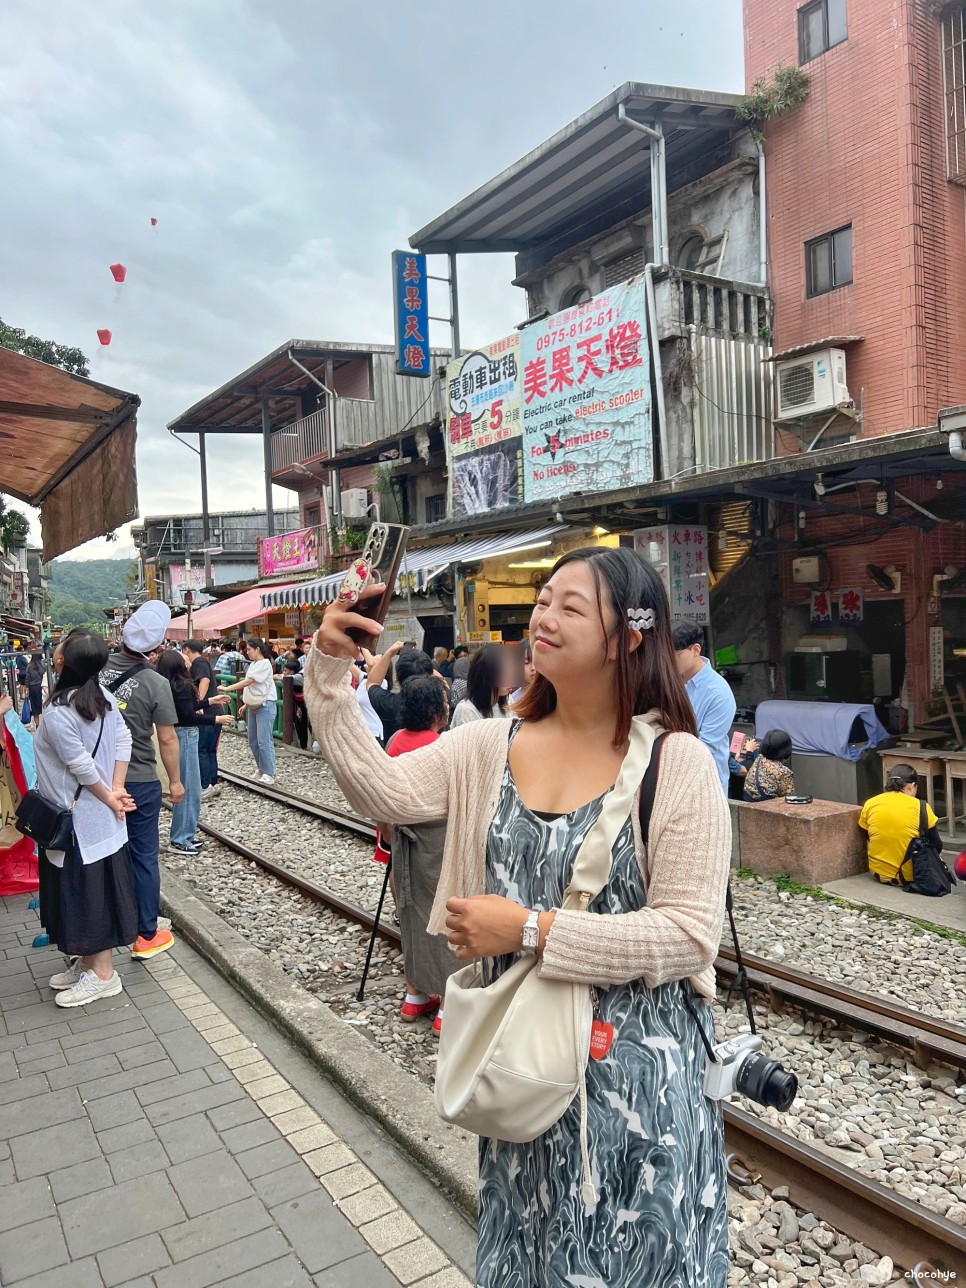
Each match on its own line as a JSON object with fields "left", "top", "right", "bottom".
{"left": 627, "top": 607, "right": 655, "bottom": 632}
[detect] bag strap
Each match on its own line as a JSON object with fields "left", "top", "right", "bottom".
{"left": 918, "top": 798, "right": 928, "bottom": 838}
{"left": 71, "top": 715, "right": 106, "bottom": 807}
{"left": 561, "top": 715, "right": 657, "bottom": 911}
{"left": 103, "top": 662, "right": 147, "bottom": 694}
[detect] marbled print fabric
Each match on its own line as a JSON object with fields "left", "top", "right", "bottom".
{"left": 475, "top": 754, "right": 728, "bottom": 1288}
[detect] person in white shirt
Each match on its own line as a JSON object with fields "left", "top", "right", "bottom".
{"left": 33, "top": 629, "right": 138, "bottom": 1008}
{"left": 218, "top": 638, "right": 277, "bottom": 783}
{"left": 449, "top": 644, "right": 514, "bottom": 728}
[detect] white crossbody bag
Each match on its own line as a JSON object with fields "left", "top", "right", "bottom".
{"left": 434, "top": 716, "right": 657, "bottom": 1204}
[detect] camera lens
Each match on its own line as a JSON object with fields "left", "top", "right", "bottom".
{"left": 736, "top": 1053, "right": 798, "bottom": 1112}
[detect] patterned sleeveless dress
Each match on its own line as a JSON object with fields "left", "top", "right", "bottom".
{"left": 476, "top": 748, "right": 728, "bottom": 1288}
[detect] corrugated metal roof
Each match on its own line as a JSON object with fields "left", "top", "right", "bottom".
{"left": 260, "top": 525, "right": 569, "bottom": 609}
{"left": 410, "top": 82, "right": 741, "bottom": 255}
{"left": 766, "top": 336, "right": 864, "bottom": 362}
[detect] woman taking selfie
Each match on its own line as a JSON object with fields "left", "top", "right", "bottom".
{"left": 34, "top": 630, "right": 137, "bottom": 1007}
{"left": 304, "top": 546, "right": 731, "bottom": 1287}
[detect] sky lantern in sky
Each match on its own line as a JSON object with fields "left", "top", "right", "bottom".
{"left": 109, "top": 263, "right": 127, "bottom": 283}
{"left": 96, "top": 328, "right": 112, "bottom": 345}
{"left": 150, "top": 217, "right": 157, "bottom": 226}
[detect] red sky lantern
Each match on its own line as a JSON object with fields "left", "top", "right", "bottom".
{"left": 96, "top": 329, "right": 112, "bottom": 346}
{"left": 150, "top": 217, "right": 158, "bottom": 226}
{"left": 109, "top": 263, "right": 127, "bottom": 283}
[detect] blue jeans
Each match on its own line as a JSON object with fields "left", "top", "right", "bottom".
{"left": 126, "top": 779, "right": 162, "bottom": 938}
{"left": 247, "top": 702, "right": 277, "bottom": 778}
{"left": 198, "top": 724, "right": 220, "bottom": 788}
{"left": 171, "top": 727, "right": 201, "bottom": 847}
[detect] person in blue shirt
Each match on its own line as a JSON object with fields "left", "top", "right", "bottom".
{"left": 672, "top": 622, "right": 736, "bottom": 795}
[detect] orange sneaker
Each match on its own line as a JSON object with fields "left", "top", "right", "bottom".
{"left": 130, "top": 929, "right": 175, "bottom": 959}
{"left": 400, "top": 994, "right": 439, "bottom": 1021}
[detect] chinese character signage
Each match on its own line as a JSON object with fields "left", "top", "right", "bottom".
{"left": 392, "top": 251, "right": 430, "bottom": 377}
{"left": 520, "top": 278, "right": 652, "bottom": 502}
{"left": 258, "top": 528, "right": 321, "bottom": 579}
{"left": 837, "top": 587, "right": 864, "bottom": 623}
{"left": 446, "top": 334, "right": 522, "bottom": 517}
{"left": 810, "top": 591, "right": 832, "bottom": 624}
{"left": 633, "top": 525, "right": 709, "bottom": 625}
{"left": 442, "top": 277, "right": 653, "bottom": 518}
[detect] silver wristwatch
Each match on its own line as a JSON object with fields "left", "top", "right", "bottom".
{"left": 521, "top": 908, "right": 540, "bottom": 954}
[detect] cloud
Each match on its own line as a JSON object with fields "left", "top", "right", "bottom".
{"left": 1, "top": 0, "right": 744, "bottom": 559}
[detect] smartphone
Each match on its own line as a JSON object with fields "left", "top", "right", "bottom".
{"left": 336, "top": 522, "right": 410, "bottom": 646}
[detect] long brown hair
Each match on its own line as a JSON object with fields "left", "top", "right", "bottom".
{"left": 514, "top": 546, "right": 697, "bottom": 746}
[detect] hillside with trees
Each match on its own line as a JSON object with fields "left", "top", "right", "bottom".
{"left": 49, "top": 559, "right": 136, "bottom": 628}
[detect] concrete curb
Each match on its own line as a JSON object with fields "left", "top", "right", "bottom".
{"left": 160, "top": 870, "right": 479, "bottom": 1217}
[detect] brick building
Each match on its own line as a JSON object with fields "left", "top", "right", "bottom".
{"left": 718, "top": 0, "right": 966, "bottom": 726}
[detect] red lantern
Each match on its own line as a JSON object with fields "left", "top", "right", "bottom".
{"left": 109, "top": 263, "right": 127, "bottom": 283}
{"left": 150, "top": 217, "right": 158, "bottom": 226}
{"left": 96, "top": 329, "right": 112, "bottom": 346}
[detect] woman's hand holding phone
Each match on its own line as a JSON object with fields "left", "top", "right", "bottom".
{"left": 315, "top": 582, "right": 387, "bottom": 659}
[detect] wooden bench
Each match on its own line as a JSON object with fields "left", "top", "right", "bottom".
{"left": 729, "top": 797, "right": 867, "bottom": 885}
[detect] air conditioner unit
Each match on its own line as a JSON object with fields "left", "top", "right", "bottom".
{"left": 340, "top": 488, "right": 369, "bottom": 519}
{"left": 776, "top": 348, "right": 850, "bottom": 420}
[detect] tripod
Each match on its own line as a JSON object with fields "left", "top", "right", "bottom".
{"left": 357, "top": 853, "right": 393, "bottom": 1003}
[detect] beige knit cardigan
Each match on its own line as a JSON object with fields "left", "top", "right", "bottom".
{"left": 303, "top": 648, "right": 731, "bottom": 1000}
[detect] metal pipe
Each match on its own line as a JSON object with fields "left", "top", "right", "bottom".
{"left": 199, "top": 433, "right": 211, "bottom": 587}
{"left": 895, "top": 490, "right": 946, "bottom": 523}
{"left": 260, "top": 395, "right": 275, "bottom": 537}
{"left": 448, "top": 251, "right": 461, "bottom": 359}
{"left": 286, "top": 351, "right": 336, "bottom": 398}
{"left": 325, "top": 357, "right": 341, "bottom": 525}
{"left": 644, "top": 264, "right": 670, "bottom": 480}
{"left": 757, "top": 142, "right": 767, "bottom": 286}
{"left": 617, "top": 105, "right": 668, "bottom": 265}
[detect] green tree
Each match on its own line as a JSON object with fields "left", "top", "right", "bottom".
{"left": 0, "top": 318, "right": 90, "bottom": 378}
{"left": 0, "top": 497, "right": 30, "bottom": 552}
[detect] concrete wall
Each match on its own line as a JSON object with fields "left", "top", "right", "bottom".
{"left": 518, "top": 149, "right": 762, "bottom": 317}
{"left": 744, "top": 0, "right": 966, "bottom": 435}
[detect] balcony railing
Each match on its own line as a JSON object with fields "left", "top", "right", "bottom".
{"left": 653, "top": 268, "right": 774, "bottom": 473}
{"left": 271, "top": 409, "right": 329, "bottom": 474}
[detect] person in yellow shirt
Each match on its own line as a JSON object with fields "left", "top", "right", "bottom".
{"left": 858, "top": 764, "right": 941, "bottom": 883}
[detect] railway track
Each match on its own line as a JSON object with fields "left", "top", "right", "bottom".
{"left": 202, "top": 768, "right": 966, "bottom": 1278}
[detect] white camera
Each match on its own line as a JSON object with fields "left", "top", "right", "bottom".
{"left": 703, "top": 1033, "right": 797, "bottom": 1110}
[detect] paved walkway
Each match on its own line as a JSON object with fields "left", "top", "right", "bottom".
{"left": 824, "top": 872, "right": 966, "bottom": 932}
{"left": 0, "top": 893, "right": 475, "bottom": 1288}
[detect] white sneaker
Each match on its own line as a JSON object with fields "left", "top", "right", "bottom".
{"left": 49, "top": 958, "right": 82, "bottom": 990}
{"left": 54, "top": 969, "right": 123, "bottom": 1008}
{"left": 312, "top": 741, "right": 320, "bottom": 755}
{"left": 259, "top": 774, "right": 276, "bottom": 786}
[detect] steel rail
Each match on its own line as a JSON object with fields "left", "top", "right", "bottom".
{"left": 724, "top": 1105, "right": 966, "bottom": 1279}
{"left": 198, "top": 801, "right": 966, "bottom": 1277}
{"left": 197, "top": 820, "right": 400, "bottom": 947}
{"left": 716, "top": 948, "right": 966, "bottom": 1072}
{"left": 217, "top": 770, "right": 376, "bottom": 839}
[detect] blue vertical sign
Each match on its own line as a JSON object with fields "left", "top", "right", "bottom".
{"left": 392, "top": 250, "right": 430, "bottom": 377}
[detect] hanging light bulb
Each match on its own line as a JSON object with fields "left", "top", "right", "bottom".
{"left": 813, "top": 473, "right": 826, "bottom": 498}
{"left": 718, "top": 530, "right": 729, "bottom": 551}
{"left": 875, "top": 490, "right": 888, "bottom": 516}
{"left": 798, "top": 508, "right": 807, "bottom": 530}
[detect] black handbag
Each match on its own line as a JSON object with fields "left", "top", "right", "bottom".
{"left": 15, "top": 717, "right": 105, "bottom": 851}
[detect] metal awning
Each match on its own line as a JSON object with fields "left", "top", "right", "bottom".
{"left": 0, "top": 348, "right": 140, "bottom": 560}
{"left": 260, "top": 525, "right": 569, "bottom": 610}
{"left": 409, "top": 82, "right": 739, "bottom": 256}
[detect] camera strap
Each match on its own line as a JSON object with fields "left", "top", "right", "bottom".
{"left": 638, "top": 734, "right": 758, "bottom": 1065}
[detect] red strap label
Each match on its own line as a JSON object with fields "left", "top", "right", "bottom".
{"left": 589, "top": 1020, "right": 614, "bottom": 1060}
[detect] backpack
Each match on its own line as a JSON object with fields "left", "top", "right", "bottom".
{"left": 898, "top": 801, "right": 956, "bottom": 897}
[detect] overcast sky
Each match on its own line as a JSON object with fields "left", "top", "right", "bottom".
{"left": 1, "top": 0, "right": 744, "bottom": 560}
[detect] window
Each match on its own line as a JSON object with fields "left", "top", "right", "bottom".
{"left": 425, "top": 493, "right": 446, "bottom": 524}
{"left": 304, "top": 504, "right": 321, "bottom": 529}
{"left": 943, "top": 8, "right": 966, "bottom": 184}
{"left": 799, "top": 0, "right": 847, "bottom": 64}
{"left": 561, "top": 284, "right": 592, "bottom": 308}
{"left": 805, "top": 225, "right": 852, "bottom": 297}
